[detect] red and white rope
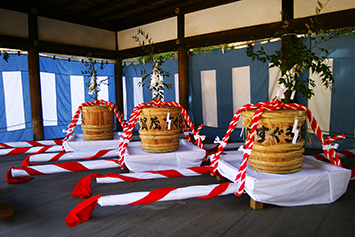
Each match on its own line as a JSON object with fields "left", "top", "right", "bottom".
{"left": 6, "top": 158, "right": 121, "bottom": 184}
{"left": 71, "top": 166, "right": 214, "bottom": 198}
{"left": 22, "top": 149, "right": 119, "bottom": 166}
{"left": 0, "top": 145, "right": 62, "bottom": 156}
{"left": 210, "top": 99, "right": 346, "bottom": 197}
{"left": 0, "top": 139, "right": 62, "bottom": 149}
{"left": 65, "top": 182, "right": 239, "bottom": 228}
{"left": 98, "top": 166, "right": 213, "bottom": 184}
{"left": 118, "top": 100, "right": 205, "bottom": 169}
{"left": 62, "top": 99, "right": 126, "bottom": 151}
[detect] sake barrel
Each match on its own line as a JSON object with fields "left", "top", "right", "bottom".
{"left": 81, "top": 105, "right": 114, "bottom": 141}
{"left": 138, "top": 106, "right": 181, "bottom": 153}
{"left": 241, "top": 109, "right": 307, "bottom": 174}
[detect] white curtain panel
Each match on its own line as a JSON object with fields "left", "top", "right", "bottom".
{"left": 70, "top": 75, "right": 85, "bottom": 124}
{"left": 97, "top": 76, "right": 109, "bottom": 102}
{"left": 308, "top": 59, "right": 333, "bottom": 135}
{"left": 232, "top": 66, "right": 251, "bottom": 128}
{"left": 122, "top": 76, "right": 128, "bottom": 120}
{"left": 40, "top": 72, "right": 57, "bottom": 126}
{"left": 201, "top": 70, "right": 218, "bottom": 127}
{"left": 174, "top": 73, "right": 180, "bottom": 103}
{"left": 2, "top": 71, "right": 25, "bottom": 131}
{"left": 133, "top": 77, "right": 143, "bottom": 107}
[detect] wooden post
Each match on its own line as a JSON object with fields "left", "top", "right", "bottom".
{"left": 28, "top": 8, "right": 44, "bottom": 140}
{"left": 281, "top": 0, "right": 295, "bottom": 103}
{"left": 28, "top": 46, "right": 44, "bottom": 140}
{"left": 178, "top": 46, "right": 189, "bottom": 111}
{"left": 114, "top": 56, "right": 124, "bottom": 131}
{"left": 176, "top": 8, "right": 189, "bottom": 111}
{"left": 250, "top": 198, "right": 264, "bottom": 210}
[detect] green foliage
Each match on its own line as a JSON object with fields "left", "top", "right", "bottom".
{"left": 132, "top": 29, "right": 173, "bottom": 101}
{"left": 81, "top": 53, "right": 108, "bottom": 101}
{"left": 189, "top": 44, "right": 232, "bottom": 55}
{"left": 246, "top": 0, "right": 338, "bottom": 100}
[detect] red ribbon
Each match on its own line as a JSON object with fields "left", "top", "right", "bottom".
{"left": 65, "top": 194, "right": 102, "bottom": 228}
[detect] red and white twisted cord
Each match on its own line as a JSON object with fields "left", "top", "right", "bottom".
{"left": 0, "top": 145, "right": 62, "bottom": 156}
{"left": 6, "top": 158, "right": 121, "bottom": 184}
{"left": 210, "top": 99, "right": 346, "bottom": 197}
{"left": 71, "top": 166, "right": 214, "bottom": 199}
{"left": 22, "top": 149, "right": 118, "bottom": 166}
{"left": 65, "top": 182, "right": 239, "bottom": 228}
{"left": 62, "top": 100, "right": 126, "bottom": 151}
{"left": 118, "top": 100, "right": 205, "bottom": 169}
{"left": 0, "top": 139, "right": 62, "bottom": 149}
{"left": 282, "top": 102, "right": 345, "bottom": 166}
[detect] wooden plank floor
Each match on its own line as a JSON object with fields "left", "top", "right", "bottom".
{"left": 1, "top": 152, "right": 354, "bottom": 236}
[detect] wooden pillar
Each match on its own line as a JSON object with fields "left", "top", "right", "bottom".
{"left": 114, "top": 56, "right": 124, "bottom": 131}
{"left": 281, "top": 0, "right": 295, "bottom": 103}
{"left": 176, "top": 7, "right": 189, "bottom": 111}
{"left": 178, "top": 46, "right": 189, "bottom": 111}
{"left": 28, "top": 7, "right": 44, "bottom": 140}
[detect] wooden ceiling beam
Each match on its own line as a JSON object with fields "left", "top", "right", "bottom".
{"left": 0, "top": 34, "right": 116, "bottom": 59}
{"left": 98, "top": 0, "right": 163, "bottom": 22}
{"left": 80, "top": 0, "right": 130, "bottom": 15}
{"left": 0, "top": 1, "right": 117, "bottom": 31}
{"left": 57, "top": 0, "right": 88, "bottom": 11}
{"left": 118, "top": 8, "right": 355, "bottom": 59}
{"left": 1, "top": 8, "right": 355, "bottom": 60}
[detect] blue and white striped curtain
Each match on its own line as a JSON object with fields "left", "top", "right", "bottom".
{"left": 188, "top": 40, "right": 281, "bottom": 141}
{"left": 0, "top": 55, "right": 115, "bottom": 142}
{"left": 39, "top": 56, "right": 115, "bottom": 139}
{"left": 1, "top": 34, "right": 355, "bottom": 149}
{"left": 0, "top": 54, "right": 32, "bottom": 142}
{"left": 189, "top": 35, "right": 355, "bottom": 149}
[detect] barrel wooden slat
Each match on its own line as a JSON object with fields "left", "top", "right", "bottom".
{"left": 139, "top": 106, "right": 181, "bottom": 153}
{"left": 81, "top": 105, "right": 114, "bottom": 141}
{"left": 242, "top": 109, "right": 307, "bottom": 174}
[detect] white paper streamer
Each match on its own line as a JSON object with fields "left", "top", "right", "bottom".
{"left": 292, "top": 116, "right": 299, "bottom": 144}
{"left": 166, "top": 112, "right": 171, "bottom": 130}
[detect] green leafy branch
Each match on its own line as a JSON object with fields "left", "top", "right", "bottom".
{"left": 133, "top": 28, "right": 172, "bottom": 100}
{"left": 246, "top": 0, "right": 337, "bottom": 100}
{"left": 81, "top": 53, "right": 108, "bottom": 101}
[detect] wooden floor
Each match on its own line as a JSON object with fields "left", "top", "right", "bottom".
{"left": 1, "top": 151, "right": 355, "bottom": 237}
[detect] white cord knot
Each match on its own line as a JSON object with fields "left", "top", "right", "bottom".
{"left": 118, "top": 137, "right": 130, "bottom": 148}
{"left": 322, "top": 143, "right": 339, "bottom": 150}
{"left": 194, "top": 134, "right": 206, "bottom": 142}
{"left": 238, "top": 145, "right": 252, "bottom": 155}
{"left": 214, "top": 136, "right": 226, "bottom": 147}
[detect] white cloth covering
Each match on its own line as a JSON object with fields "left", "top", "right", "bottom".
{"left": 217, "top": 151, "right": 351, "bottom": 206}
{"left": 63, "top": 133, "right": 122, "bottom": 152}
{"left": 125, "top": 139, "right": 206, "bottom": 172}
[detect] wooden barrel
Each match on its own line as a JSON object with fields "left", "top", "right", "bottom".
{"left": 81, "top": 105, "right": 114, "bottom": 141}
{"left": 241, "top": 109, "right": 307, "bottom": 174}
{"left": 138, "top": 106, "right": 181, "bottom": 153}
